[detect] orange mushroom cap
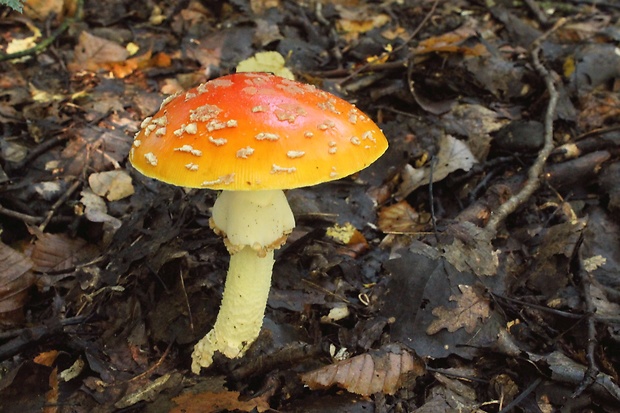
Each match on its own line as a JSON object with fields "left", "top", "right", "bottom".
{"left": 129, "top": 72, "right": 388, "bottom": 190}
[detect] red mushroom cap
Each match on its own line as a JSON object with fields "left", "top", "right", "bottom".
{"left": 129, "top": 72, "right": 388, "bottom": 190}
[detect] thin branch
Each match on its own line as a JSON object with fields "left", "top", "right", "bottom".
{"left": 572, "top": 240, "right": 600, "bottom": 398}
{"left": 485, "top": 18, "right": 567, "bottom": 234}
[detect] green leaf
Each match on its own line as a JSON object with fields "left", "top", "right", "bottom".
{"left": 1, "top": 0, "right": 24, "bottom": 12}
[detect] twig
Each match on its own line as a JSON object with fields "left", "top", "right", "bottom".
{"left": 38, "top": 179, "right": 81, "bottom": 231}
{"left": 0, "top": 0, "right": 83, "bottom": 62}
{"left": 428, "top": 156, "right": 439, "bottom": 242}
{"left": 0, "top": 204, "right": 42, "bottom": 224}
{"left": 497, "top": 377, "right": 542, "bottom": 413}
{"left": 0, "top": 316, "right": 87, "bottom": 359}
{"left": 523, "top": 0, "right": 549, "bottom": 25}
{"left": 485, "top": 18, "right": 567, "bottom": 234}
{"left": 492, "top": 293, "right": 620, "bottom": 324}
{"left": 572, "top": 239, "right": 599, "bottom": 398}
{"left": 179, "top": 264, "right": 194, "bottom": 333}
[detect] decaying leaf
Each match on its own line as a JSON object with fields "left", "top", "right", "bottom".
{"left": 61, "top": 126, "right": 132, "bottom": 176}
{"left": 377, "top": 200, "right": 429, "bottom": 233}
{"left": 115, "top": 372, "right": 184, "bottom": 410}
{"left": 526, "top": 219, "right": 586, "bottom": 294}
{"left": 397, "top": 134, "right": 476, "bottom": 200}
{"left": 78, "top": 189, "right": 122, "bottom": 244}
{"left": 412, "top": 26, "right": 488, "bottom": 56}
{"left": 441, "top": 103, "right": 508, "bottom": 160}
{"left": 88, "top": 170, "right": 135, "bottom": 201}
{"left": 427, "top": 284, "right": 490, "bottom": 335}
{"left": 0, "top": 241, "right": 35, "bottom": 324}
{"left": 300, "top": 344, "right": 425, "bottom": 396}
{"left": 30, "top": 232, "right": 98, "bottom": 273}
{"left": 336, "top": 6, "right": 391, "bottom": 38}
{"left": 4, "top": 20, "right": 41, "bottom": 62}
{"left": 583, "top": 255, "right": 606, "bottom": 272}
{"left": 171, "top": 390, "right": 270, "bottom": 413}
{"left": 441, "top": 222, "right": 499, "bottom": 277}
{"left": 69, "top": 31, "right": 129, "bottom": 73}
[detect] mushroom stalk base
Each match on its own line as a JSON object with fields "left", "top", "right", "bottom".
{"left": 191, "top": 247, "right": 275, "bottom": 373}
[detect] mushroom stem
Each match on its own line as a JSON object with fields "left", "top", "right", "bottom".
{"left": 191, "top": 247, "right": 274, "bottom": 373}
{"left": 191, "top": 189, "right": 295, "bottom": 373}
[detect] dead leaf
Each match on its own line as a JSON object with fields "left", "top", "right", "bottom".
{"left": 171, "top": 390, "right": 270, "bottom": 413}
{"left": 30, "top": 233, "right": 97, "bottom": 273}
{"left": 34, "top": 350, "right": 60, "bottom": 367}
{"left": 78, "top": 189, "right": 122, "bottom": 243}
{"left": 583, "top": 255, "right": 606, "bottom": 272}
{"left": 88, "top": 170, "right": 135, "bottom": 201}
{"left": 69, "top": 31, "right": 129, "bottom": 73}
{"left": 427, "top": 284, "right": 490, "bottom": 335}
{"left": 236, "top": 51, "right": 294, "bottom": 79}
{"left": 377, "top": 200, "right": 429, "bottom": 233}
{"left": 526, "top": 220, "right": 586, "bottom": 294}
{"left": 250, "top": 0, "right": 280, "bottom": 14}
{"left": 397, "top": 134, "right": 476, "bottom": 200}
{"left": 0, "top": 241, "right": 35, "bottom": 324}
{"left": 24, "top": 0, "right": 64, "bottom": 21}
{"left": 441, "top": 104, "right": 508, "bottom": 160}
{"left": 441, "top": 222, "right": 499, "bottom": 277}
{"left": 5, "top": 20, "right": 41, "bottom": 62}
{"left": 577, "top": 92, "right": 620, "bottom": 131}
{"left": 413, "top": 26, "right": 488, "bottom": 57}
{"left": 43, "top": 367, "right": 59, "bottom": 413}
{"left": 61, "top": 126, "right": 132, "bottom": 176}
{"left": 115, "top": 372, "right": 183, "bottom": 410}
{"left": 337, "top": 6, "right": 391, "bottom": 37}
{"left": 300, "top": 344, "right": 425, "bottom": 396}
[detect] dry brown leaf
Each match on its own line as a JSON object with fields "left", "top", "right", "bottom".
{"left": 377, "top": 200, "right": 429, "bottom": 233}
{"left": 427, "top": 284, "right": 490, "bottom": 335}
{"left": 441, "top": 222, "right": 499, "bottom": 277}
{"left": 0, "top": 241, "right": 35, "bottom": 324}
{"left": 412, "top": 27, "right": 488, "bottom": 57}
{"left": 61, "top": 126, "right": 132, "bottom": 176}
{"left": 250, "top": 0, "right": 280, "bottom": 14}
{"left": 30, "top": 233, "right": 98, "bottom": 273}
{"left": 578, "top": 92, "right": 620, "bottom": 131}
{"left": 337, "top": 7, "right": 391, "bottom": 36}
{"left": 171, "top": 391, "right": 270, "bottom": 413}
{"left": 69, "top": 31, "right": 129, "bottom": 73}
{"left": 34, "top": 350, "right": 60, "bottom": 367}
{"left": 43, "top": 367, "right": 59, "bottom": 413}
{"left": 24, "top": 0, "right": 64, "bottom": 21}
{"left": 300, "top": 345, "right": 425, "bottom": 396}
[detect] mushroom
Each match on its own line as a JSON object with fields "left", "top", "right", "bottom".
{"left": 129, "top": 72, "right": 388, "bottom": 373}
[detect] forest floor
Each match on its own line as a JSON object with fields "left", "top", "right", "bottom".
{"left": 1, "top": 0, "right": 620, "bottom": 412}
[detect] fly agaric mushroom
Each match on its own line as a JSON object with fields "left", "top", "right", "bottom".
{"left": 129, "top": 72, "right": 388, "bottom": 373}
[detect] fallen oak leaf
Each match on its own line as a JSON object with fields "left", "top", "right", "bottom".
{"left": 300, "top": 344, "right": 425, "bottom": 396}
{"left": 427, "top": 284, "right": 490, "bottom": 335}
